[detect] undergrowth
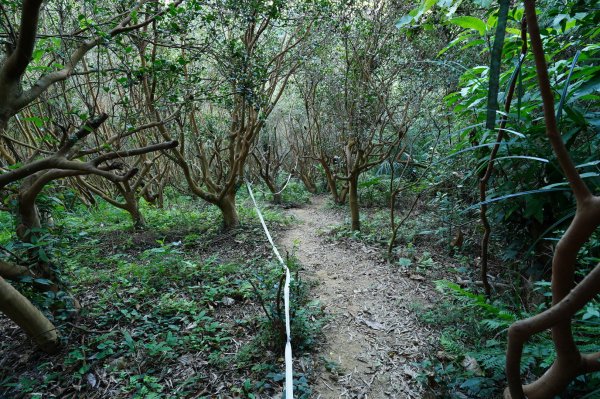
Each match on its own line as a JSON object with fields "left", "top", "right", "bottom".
{"left": 0, "top": 191, "right": 322, "bottom": 398}
{"left": 324, "top": 180, "right": 600, "bottom": 398}
{"left": 415, "top": 280, "right": 600, "bottom": 398}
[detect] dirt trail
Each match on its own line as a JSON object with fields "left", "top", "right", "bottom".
{"left": 280, "top": 196, "right": 437, "bottom": 399}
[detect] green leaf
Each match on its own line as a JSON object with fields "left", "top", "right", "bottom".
{"left": 493, "top": 155, "right": 549, "bottom": 163}
{"left": 396, "top": 0, "right": 438, "bottom": 28}
{"left": 557, "top": 51, "right": 581, "bottom": 123}
{"left": 496, "top": 127, "right": 525, "bottom": 138}
{"left": 22, "top": 116, "right": 46, "bottom": 128}
{"left": 582, "top": 305, "right": 600, "bottom": 321}
{"left": 359, "top": 177, "right": 382, "bottom": 188}
{"left": 579, "top": 172, "right": 600, "bottom": 179}
{"left": 396, "top": 15, "right": 414, "bottom": 28}
{"left": 123, "top": 331, "right": 136, "bottom": 351}
{"left": 38, "top": 248, "right": 49, "bottom": 262}
{"left": 32, "top": 48, "right": 45, "bottom": 62}
{"left": 33, "top": 278, "right": 52, "bottom": 286}
{"left": 576, "top": 160, "right": 600, "bottom": 169}
{"left": 466, "top": 188, "right": 569, "bottom": 210}
{"left": 398, "top": 258, "right": 413, "bottom": 267}
{"left": 449, "top": 16, "right": 487, "bottom": 36}
{"left": 524, "top": 197, "right": 544, "bottom": 224}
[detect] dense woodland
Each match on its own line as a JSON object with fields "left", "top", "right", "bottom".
{"left": 0, "top": 0, "right": 599, "bottom": 398}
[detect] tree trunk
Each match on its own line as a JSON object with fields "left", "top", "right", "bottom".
{"left": 0, "top": 260, "right": 31, "bottom": 280}
{"left": 0, "top": 276, "right": 60, "bottom": 354}
{"left": 16, "top": 196, "right": 41, "bottom": 242}
{"left": 218, "top": 193, "right": 239, "bottom": 230}
{"left": 157, "top": 189, "right": 164, "bottom": 208}
{"left": 123, "top": 191, "right": 145, "bottom": 229}
{"left": 349, "top": 174, "right": 360, "bottom": 231}
{"left": 388, "top": 189, "right": 399, "bottom": 256}
{"left": 78, "top": 184, "right": 97, "bottom": 208}
{"left": 265, "top": 178, "right": 282, "bottom": 205}
{"left": 321, "top": 160, "right": 341, "bottom": 204}
{"left": 153, "top": 180, "right": 166, "bottom": 209}
{"left": 129, "top": 205, "right": 146, "bottom": 230}
{"left": 300, "top": 172, "right": 317, "bottom": 194}
{"left": 16, "top": 187, "right": 63, "bottom": 291}
{"left": 339, "top": 184, "right": 349, "bottom": 204}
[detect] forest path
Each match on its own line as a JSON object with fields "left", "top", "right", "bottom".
{"left": 279, "top": 196, "right": 436, "bottom": 399}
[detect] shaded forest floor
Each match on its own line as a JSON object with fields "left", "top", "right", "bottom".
{"left": 0, "top": 196, "right": 309, "bottom": 398}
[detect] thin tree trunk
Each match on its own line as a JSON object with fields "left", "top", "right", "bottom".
{"left": 349, "top": 174, "right": 360, "bottom": 231}
{"left": 299, "top": 172, "right": 317, "bottom": 193}
{"left": 321, "top": 160, "right": 340, "bottom": 204}
{"left": 157, "top": 183, "right": 165, "bottom": 208}
{"left": 479, "top": 17, "right": 527, "bottom": 298}
{"left": 388, "top": 162, "right": 399, "bottom": 256}
{"left": 388, "top": 195, "right": 399, "bottom": 255}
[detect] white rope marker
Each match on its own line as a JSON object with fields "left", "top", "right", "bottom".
{"left": 252, "top": 163, "right": 296, "bottom": 198}
{"left": 246, "top": 180, "right": 293, "bottom": 399}
{"left": 252, "top": 172, "right": 293, "bottom": 198}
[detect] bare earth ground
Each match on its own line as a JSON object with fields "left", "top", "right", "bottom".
{"left": 279, "top": 196, "right": 438, "bottom": 399}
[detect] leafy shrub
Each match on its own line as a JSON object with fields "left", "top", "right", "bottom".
{"left": 418, "top": 281, "right": 600, "bottom": 398}
{"left": 247, "top": 255, "right": 324, "bottom": 354}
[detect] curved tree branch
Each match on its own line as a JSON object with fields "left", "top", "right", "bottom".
{"left": 504, "top": 2, "right": 600, "bottom": 398}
